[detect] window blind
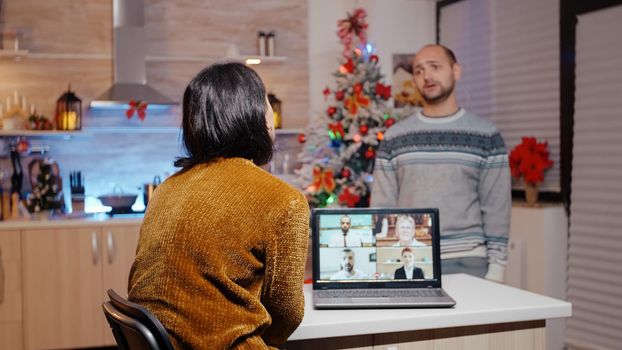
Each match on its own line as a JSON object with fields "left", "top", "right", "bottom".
{"left": 438, "top": 0, "right": 560, "bottom": 192}
{"left": 566, "top": 5, "right": 622, "bottom": 349}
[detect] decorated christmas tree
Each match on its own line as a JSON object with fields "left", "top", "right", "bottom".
{"left": 26, "top": 158, "right": 64, "bottom": 213}
{"left": 295, "top": 8, "right": 409, "bottom": 208}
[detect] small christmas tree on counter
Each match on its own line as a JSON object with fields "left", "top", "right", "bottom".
{"left": 294, "top": 8, "right": 409, "bottom": 208}
{"left": 26, "top": 158, "right": 64, "bottom": 214}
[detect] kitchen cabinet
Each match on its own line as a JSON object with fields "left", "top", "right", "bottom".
{"left": 0, "top": 230, "right": 23, "bottom": 350}
{"left": 21, "top": 223, "right": 140, "bottom": 350}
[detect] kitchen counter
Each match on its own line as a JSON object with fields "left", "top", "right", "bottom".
{"left": 0, "top": 213, "right": 143, "bottom": 230}
{"left": 286, "top": 273, "right": 571, "bottom": 349}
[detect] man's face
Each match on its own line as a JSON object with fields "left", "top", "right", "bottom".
{"left": 402, "top": 251, "right": 415, "bottom": 269}
{"left": 340, "top": 251, "right": 355, "bottom": 272}
{"left": 397, "top": 219, "right": 415, "bottom": 243}
{"left": 340, "top": 216, "right": 352, "bottom": 234}
{"left": 412, "top": 46, "right": 460, "bottom": 105}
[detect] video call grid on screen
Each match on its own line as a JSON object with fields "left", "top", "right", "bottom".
{"left": 316, "top": 211, "right": 435, "bottom": 283}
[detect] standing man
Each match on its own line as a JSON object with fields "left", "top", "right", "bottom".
{"left": 328, "top": 214, "right": 363, "bottom": 247}
{"left": 371, "top": 44, "right": 510, "bottom": 282}
{"left": 330, "top": 249, "right": 368, "bottom": 280}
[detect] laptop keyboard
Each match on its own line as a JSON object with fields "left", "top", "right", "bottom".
{"left": 318, "top": 289, "right": 445, "bottom": 299}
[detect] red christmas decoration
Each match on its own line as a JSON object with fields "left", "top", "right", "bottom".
{"left": 335, "top": 90, "right": 345, "bottom": 101}
{"left": 359, "top": 124, "right": 369, "bottom": 135}
{"left": 337, "top": 8, "right": 368, "bottom": 58}
{"left": 327, "top": 106, "right": 337, "bottom": 117}
{"left": 375, "top": 83, "right": 391, "bottom": 100}
{"left": 312, "top": 166, "right": 336, "bottom": 193}
{"left": 323, "top": 87, "right": 331, "bottom": 99}
{"left": 353, "top": 83, "right": 363, "bottom": 94}
{"left": 376, "top": 131, "right": 384, "bottom": 141}
{"left": 338, "top": 186, "right": 360, "bottom": 207}
{"left": 341, "top": 167, "right": 351, "bottom": 179}
{"left": 344, "top": 90, "right": 370, "bottom": 116}
{"left": 509, "top": 137, "right": 553, "bottom": 185}
{"left": 328, "top": 122, "right": 346, "bottom": 140}
{"left": 297, "top": 133, "right": 306, "bottom": 143}
{"left": 364, "top": 147, "right": 376, "bottom": 159}
{"left": 369, "top": 54, "right": 379, "bottom": 63}
{"left": 384, "top": 117, "right": 395, "bottom": 128}
{"left": 340, "top": 58, "right": 355, "bottom": 74}
{"left": 126, "top": 99, "right": 148, "bottom": 121}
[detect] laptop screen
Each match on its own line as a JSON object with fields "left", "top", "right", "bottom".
{"left": 312, "top": 208, "right": 441, "bottom": 288}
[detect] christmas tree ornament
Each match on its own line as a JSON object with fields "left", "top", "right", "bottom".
{"left": 364, "top": 147, "right": 376, "bottom": 159}
{"left": 359, "top": 124, "right": 369, "bottom": 135}
{"left": 370, "top": 54, "right": 379, "bottom": 63}
{"left": 341, "top": 167, "right": 351, "bottom": 179}
{"left": 323, "top": 87, "right": 331, "bottom": 99}
{"left": 384, "top": 117, "right": 396, "bottom": 127}
{"left": 297, "top": 133, "right": 306, "bottom": 144}
{"left": 338, "top": 186, "right": 361, "bottom": 208}
{"left": 377, "top": 131, "right": 384, "bottom": 141}
{"left": 335, "top": 90, "right": 345, "bottom": 101}
{"left": 327, "top": 106, "right": 337, "bottom": 117}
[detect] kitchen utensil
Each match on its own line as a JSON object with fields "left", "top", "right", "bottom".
{"left": 9, "top": 145, "right": 23, "bottom": 195}
{"left": 98, "top": 186, "right": 138, "bottom": 211}
{"left": 143, "top": 175, "right": 161, "bottom": 207}
{"left": 69, "top": 171, "right": 85, "bottom": 194}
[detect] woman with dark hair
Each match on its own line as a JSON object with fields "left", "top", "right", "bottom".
{"left": 128, "top": 62, "right": 309, "bottom": 349}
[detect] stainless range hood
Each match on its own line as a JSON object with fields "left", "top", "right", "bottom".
{"left": 91, "top": 0, "right": 176, "bottom": 107}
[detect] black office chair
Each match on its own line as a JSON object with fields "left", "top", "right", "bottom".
{"left": 102, "top": 289, "right": 175, "bottom": 350}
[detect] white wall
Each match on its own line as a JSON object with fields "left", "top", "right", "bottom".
{"left": 308, "top": 0, "right": 436, "bottom": 118}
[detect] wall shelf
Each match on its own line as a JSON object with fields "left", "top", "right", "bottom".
{"left": 0, "top": 49, "right": 29, "bottom": 60}
{"left": 275, "top": 128, "right": 303, "bottom": 135}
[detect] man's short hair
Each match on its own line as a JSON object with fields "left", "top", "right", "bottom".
{"left": 341, "top": 215, "right": 351, "bottom": 222}
{"left": 401, "top": 247, "right": 413, "bottom": 256}
{"left": 420, "top": 44, "right": 458, "bottom": 66}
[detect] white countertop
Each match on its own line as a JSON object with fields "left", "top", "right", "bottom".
{"left": 289, "top": 273, "right": 571, "bottom": 340}
{"left": 0, "top": 214, "right": 143, "bottom": 230}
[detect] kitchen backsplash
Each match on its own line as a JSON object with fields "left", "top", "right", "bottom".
{"left": 0, "top": 110, "right": 302, "bottom": 213}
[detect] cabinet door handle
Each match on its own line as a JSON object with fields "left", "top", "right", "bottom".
{"left": 91, "top": 231, "right": 100, "bottom": 265}
{"left": 107, "top": 231, "right": 116, "bottom": 264}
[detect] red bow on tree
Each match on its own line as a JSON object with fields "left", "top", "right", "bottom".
{"left": 312, "top": 167, "right": 336, "bottom": 193}
{"left": 337, "top": 8, "right": 369, "bottom": 58}
{"left": 344, "top": 89, "right": 370, "bottom": 116}
{"left": 375, "top": 83, "right": 391, "bottom": 100}
{"left": 126, "top": 99, "right": 148, "bottom": 121}
{"left": 338, "top": 186, "right": 360, "bottom": 207}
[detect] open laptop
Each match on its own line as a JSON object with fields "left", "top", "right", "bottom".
{"left": 312, "top": 207, "right": 456, "bottom": 309}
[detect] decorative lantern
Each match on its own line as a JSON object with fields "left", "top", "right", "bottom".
{"left": 268, "top": 93, "right": 282, "bottom": 129}
{"left": 55, "top": 86, "right": 82, "bottom": 131}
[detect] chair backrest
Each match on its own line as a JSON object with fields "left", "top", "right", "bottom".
{"left": 102, "top": 289, "right": 175, "bottom": 350}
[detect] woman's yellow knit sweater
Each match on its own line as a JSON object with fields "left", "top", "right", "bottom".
{"left": 128, "top": 158, "right": 309, "bottom": 349}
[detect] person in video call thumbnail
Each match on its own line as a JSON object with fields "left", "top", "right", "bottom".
{"left": 394, "top": 215, "right": 426, "bottom": 247}
{"left": 330, "top": 248, "right": 368, "bottom": 280}
{"left": 328, "top": 214, "right": 363, "bottom": 247}
{"left": 394, "top": 247, "right": 425, "bottom": 280}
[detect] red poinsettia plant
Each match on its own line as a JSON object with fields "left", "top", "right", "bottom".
{"left": 509, "top": 137, "right": 554, "bottom": 186}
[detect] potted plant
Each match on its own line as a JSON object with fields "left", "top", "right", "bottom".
{"left": 509, "top": 137, "right": 554, "bottom": 205}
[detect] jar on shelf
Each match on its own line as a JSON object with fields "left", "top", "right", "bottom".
{"left": 257, "top": 31, "right": 266, "bottom": 56}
